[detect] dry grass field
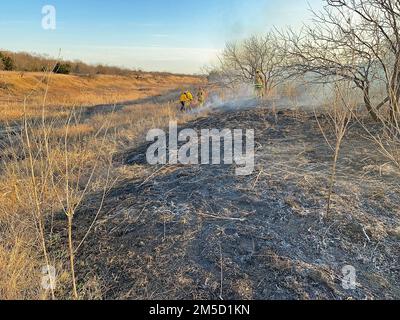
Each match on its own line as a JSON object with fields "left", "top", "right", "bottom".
{"left": 0, "top": 71, "right": 205, "bottom": 299}
{"left": 79, "top": 106, "right": 399, "bottom": 300}
{"left": 0, "top": 71, "right": 204, "bottom": 121}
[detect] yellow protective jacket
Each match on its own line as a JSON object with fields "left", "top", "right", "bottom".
{"left": 180, "top": 91, "right": 193, "bottom": 103}
{"left": 180, "top": 93, "right": 189, "bottom": 103}
{"left": 255, "top": 74, "right": 265, "bottom": 87}
{"left": 186, "top": 91, "right": 193, "bottom": 101}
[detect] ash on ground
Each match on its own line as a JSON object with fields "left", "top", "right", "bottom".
{"left": 73, "top": 105, "right": 399, "bottom": 300}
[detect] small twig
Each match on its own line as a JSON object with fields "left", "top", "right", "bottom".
{"left": 252, "top": 169, "right": 264, "bottom": 190}
{"left": 134, "top": 203, "right": 149, "bottom": 223}
{"left": 197, "top": 212, "right": 246, "bottom": 222}
{"left": 362, "top": 227, "right": 371, "bottom": 243}
{"left": 138, "top": 165, "right": 167, "bottom": 188}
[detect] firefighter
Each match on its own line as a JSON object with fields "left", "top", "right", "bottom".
{"left": 197, "top": 88, "right": 206, "bottom": 107}
{"left": 254, "top": 70, "right": 265, "bottom": 99}
{"left": 179, "top": 90, "right": 193, "bottom": 111}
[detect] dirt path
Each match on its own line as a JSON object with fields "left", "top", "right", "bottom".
{"left": 70, "top": 104, "right": 399, "bottom": 300}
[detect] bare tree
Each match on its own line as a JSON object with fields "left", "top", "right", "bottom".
{"left": 281, "top": 0, "right": 400, "bottom": 124}
{"left": 219, "top": 33, "right": 284, "bottom": 93}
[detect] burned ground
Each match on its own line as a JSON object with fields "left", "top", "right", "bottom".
{"left": 70, "top": 105, "right": 399, "bottom": 300}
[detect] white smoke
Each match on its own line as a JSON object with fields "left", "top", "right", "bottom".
{"left": 189, "top": 81, "right": 342, "bottom": 115}
{"left": 188, "top": 84, "right": 260, "bottom": 114}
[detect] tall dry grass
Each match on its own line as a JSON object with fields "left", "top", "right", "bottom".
{"left": 0, "top": 71, "right": 204, "bottom": 122}
{"left": 0, "top": 71, "right": 198, "bottom": 299}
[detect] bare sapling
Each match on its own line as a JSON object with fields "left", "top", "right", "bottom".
{"left": 315, "top": 84, "right": 354, "bottom": 216}
{"left": 22, "top": 100, "right": 56, "bottom": 300}
{"left": 56, "top": 108, "right": 115, "bottom": 299}
{"left": 19, "top": 81, "right": 115, "bottom": 299}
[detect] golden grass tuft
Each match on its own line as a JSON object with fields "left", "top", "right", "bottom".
{"left": 0, "top": 238, "right": 41, "bottom": 300}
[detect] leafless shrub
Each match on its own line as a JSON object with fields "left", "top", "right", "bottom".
{"left": 315, "top": 83, "right": 355, "bottom": 215}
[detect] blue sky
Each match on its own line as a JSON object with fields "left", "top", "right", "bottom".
{"left": 0, "top": 0, "right": 323, "bottom": 73}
